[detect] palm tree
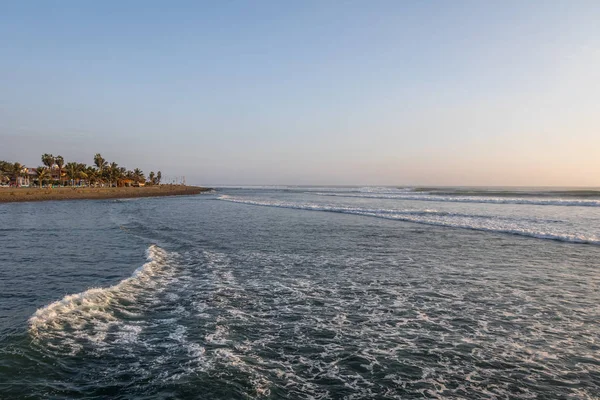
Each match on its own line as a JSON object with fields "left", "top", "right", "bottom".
{"left": 65, "top": 162, "right": 80, "bottom": 187}
{"left": 101, "top": 168, "right": 110, "bottom": 187}
{"left": 112, "top": 167, "right": 125, "bottom": 187}
{"left": 35, "top": 166, "right": 50, "bottom": 188}
{"left": 0, "top": 162, "right": 7, "bottom": 184}
{"left": 148, "top": 171, "right": 155, "bottom": 185}
{"left": 85, "top": 166, "right": 98, "bottom": 187}
{"left": 116, "top": 166, "right": 126, "bottom": 187}
{"left": 41, "top": 154, "right": 55, "bottom": 169}
{"left": 133, "top": 168, "right": 145, "bottom": 183}
{"left": 9, "top": 163, "right": 26, "bottom": 187}
{"left": 76, "top": 163, "right": 88, "bottom": 186}
{"left": 156, "top": 171, "right": 162, "bottom": 185}
{"left": 94, "top": 154, "right": 107, "bottom": 173}
{"left": 54, "top": 155, "right": 65, "bottom": 185}
{"left": 106, "top": 162, "right": 119, "bottom": 187}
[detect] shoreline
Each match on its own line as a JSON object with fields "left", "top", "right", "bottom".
{"left": 0, "top": 185, "right": 212, "bottom": 203}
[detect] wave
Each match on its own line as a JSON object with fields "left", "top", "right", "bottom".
{"left": 412, "top": 187, "right": 600, "bottom": 198}
{"left": 218, "top": 196, "right": 600, "bottom": 245}
{"left": 218, "top": 197, "right": 539, "bottom": 221}
{"left": 356, "top": 186, "right": 415, "bottom": 194}
{"left": 312, "top": 192, "right": 600, "bottom": 207}
{"left": 29, "top": 245, "right": 171, "bottom": 341}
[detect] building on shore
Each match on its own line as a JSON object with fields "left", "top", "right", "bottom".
{"left": 13, "top": 166, "right": 31, "bottom": 187}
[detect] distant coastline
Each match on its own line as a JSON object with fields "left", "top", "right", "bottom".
{"left": 0, "top": 185, "right": 211, "bottom": 204}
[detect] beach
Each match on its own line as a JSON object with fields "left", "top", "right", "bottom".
{"left": 0, "top": 185, "right": 210, "bottom": 203}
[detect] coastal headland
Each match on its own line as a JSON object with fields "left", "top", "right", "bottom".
{"left": 0, "top": 185, "right": 211, "bottom": 203}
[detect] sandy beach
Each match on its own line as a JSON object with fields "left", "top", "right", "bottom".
{"left": 0, "top": 185, "right": 210, "bottom": 203}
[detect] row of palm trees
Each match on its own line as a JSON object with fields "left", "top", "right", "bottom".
{"left": 0, "top": 154, "right": 162, "bottom": 188}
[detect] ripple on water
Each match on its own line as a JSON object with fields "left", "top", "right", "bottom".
{"left": 20, "top": 244, "right": 600, "bottom": 399}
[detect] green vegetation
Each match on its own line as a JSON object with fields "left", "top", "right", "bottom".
{"left": 0, "top": 154, "right": 163, "bottom": 188}
{"left": 34, "top": 167, "right": 50, "bottom": 189}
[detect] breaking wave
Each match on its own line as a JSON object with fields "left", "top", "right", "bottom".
{"left": 218, "top": 195, "right": 600, "bottom": 245}
{"left": 312, "top": 192, "right": 600, "bottom": 207}
{"left": 29, "top": 245, "right": 172, "bottom": 349}
{"left": 412, "top": 187, "right": 600, "bottom": 197}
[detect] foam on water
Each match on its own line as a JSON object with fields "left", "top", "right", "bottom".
{"left": 27, "top": 245, "right": 277, "bottom": 394}
{"left": 357, "top": 186, "right": 414, "bottom": 194}
{"left": 29, "top": 245, "right": 173, "bottom": 350}
{"left": 313, "top": 192, "right": 600, "bottom": 207}
{"left": 218, "top": 195, "right": 600, "bottom": 245}
{"left": 16, "top": 244, "right": 600, "bottom": 398}
{"left": 5, "top": 189, "right": 599, "bottom": 398}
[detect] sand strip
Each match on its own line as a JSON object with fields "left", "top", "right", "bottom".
{"left": 0, "top": 185, "right": 211, "bottom": 203}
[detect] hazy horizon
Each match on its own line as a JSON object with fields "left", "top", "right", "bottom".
{"left": 2, "top": 1, "right": 599, "bottom": 187}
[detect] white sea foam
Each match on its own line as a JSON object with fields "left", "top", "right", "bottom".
{"left": 29, "top": 245, "right": 171, "bottom": 342}
{"left": 357, "top": 187, "right": 414, "bottom": 194}
{"left": 313, "top": 192, "right": 600, "bottom": 207}
{"left": 218, "top": 195, "right": 600, "bottom": 245}
{"left": 19, "top": 239, "right": 599, "bottom": 398}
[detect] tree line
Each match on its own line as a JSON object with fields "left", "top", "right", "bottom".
{"left": 0, "top": 153, "right": 162, "bottom": 188}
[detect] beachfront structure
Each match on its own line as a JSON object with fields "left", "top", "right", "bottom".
{"left": 16, "top": 167, "right": 31, "bottom": 187}
{"left": 27, "top": 169, "right": 37, "bottom": 186}
{"left": 120, "top": 178, "right": 135, "bottom": 187}
{"left": 50, "top": 164, "right": 64, "bottom": 181}
{"left": 18, "top": 174, "right": 31, "bottom": 187}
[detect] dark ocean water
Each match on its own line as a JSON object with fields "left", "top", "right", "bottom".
{"left": 0, "top": 186, "right": 599, "bottom": 399}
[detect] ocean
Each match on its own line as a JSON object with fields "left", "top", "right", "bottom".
{"left": 1, "top": 186, "right": 599, "bottom": 398}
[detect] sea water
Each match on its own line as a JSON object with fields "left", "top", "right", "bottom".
{"left": 0, "top": 186, "right": 599, "bottom": 398}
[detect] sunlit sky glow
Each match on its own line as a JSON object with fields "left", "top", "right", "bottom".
{"left": 1, "top": 1, "right": 599, "bottom": 186}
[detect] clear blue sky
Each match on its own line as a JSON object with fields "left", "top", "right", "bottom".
{"left": 1, "top": 1, "right": 599, "bottom": 186}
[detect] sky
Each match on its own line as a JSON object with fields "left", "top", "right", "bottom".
{"left": 1, "top": 1, "right": 599, "bottom": 186}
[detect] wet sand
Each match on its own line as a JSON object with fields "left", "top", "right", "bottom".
{"left": 0, "top": 185, "right": 211, "bottom": 203}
